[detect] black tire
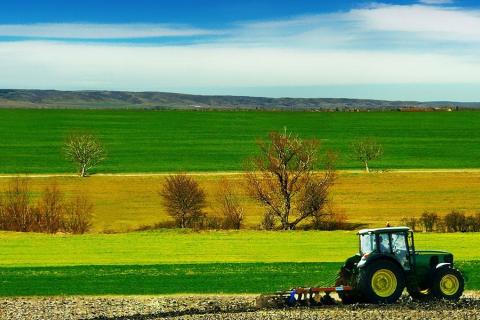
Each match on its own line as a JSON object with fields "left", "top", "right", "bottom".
{"left": 358, "top": 259, "right": 405, "bottom": 304}
{"left": 406, "top": 286, "right": 433, "bottom": 301}
{"left": 431, "top": 267, "right": 464, "bottom": 301}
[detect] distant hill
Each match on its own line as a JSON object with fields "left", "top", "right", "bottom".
{"left": 1, "top": 89, "right": 479, "bottom": 110}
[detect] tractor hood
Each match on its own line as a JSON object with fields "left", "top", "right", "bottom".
{"left": 415, "top": 250, "right": 454, "bottom": 265}
{"left": 415, "top": 250, "right": 452, "bottom": 255}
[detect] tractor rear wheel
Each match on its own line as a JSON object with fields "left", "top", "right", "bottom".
{"left": 358, "top": 260, "right": 405, "bottom": 304}
{"left": 431, "top": 267, "right": 464, "bottom": 301}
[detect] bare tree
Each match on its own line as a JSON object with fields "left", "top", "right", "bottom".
{"left": 1, "top": 178, "right": 35, "bottom": 232}
{"left": 351, "top": 137, "right": 383, "bottom": 172}
{"left": 160, "top": 174, "right": 207, "bottom": 228}
{"left": 245, "top": 130, "right": 336, "bottom": 230}
{"left": 217, "top": 178, "right": 244, "bottom": 229}
{"left": 63, "top": 195, "right": 93, "bottom": 234}
{"left": 36, "top": 182, "right": 64, "bottom": 233}
{"left": 64, "top": 133, "right": 106, "bottom": 177}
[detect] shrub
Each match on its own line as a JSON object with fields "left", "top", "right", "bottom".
{"left": 160, "top": 174, "right": 207, "bottom": 228}
{"left": 217, "top": 178, "right": 244, "bottom": 230}
{"left": 199, "top": 215, "right": 223, "bottom": 230}
{"left": 419, "top": 211, "right": 439, "bottom": 232}
{"left": 36, "top": 183, "right": 64, "bottom": 233}
{"left": 0, "top": 178, "right": 35, "bottom": 232}
{"left": 309, "top": 203, "right": 348, "bottom": 231}
{"left": 260, "top": 210, "right": 276, "bottom": 230}
{"left": 63, "top": 195, "right": 93, "bottom": 234}
{"left": 444, "top": 210, "right": 467, "bottom": 232}
{"left": 0, "top": 179, "right": 93, "bottom": 234}
{"left": 400, "top": 216, "right": 418, "bottom": 231}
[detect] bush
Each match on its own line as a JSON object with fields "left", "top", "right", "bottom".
{"left": 36, "top": 183, "right": 64, "bottom": 233}
{"left": 309, "top": 204, "right": 349, "bottom": 231}
{"left": 260, "top": 210, "right": 276, "bottom": 230}
{"left": 467, "top": 213, "right": 480, "bottom": 232}
{"left": 160, "top": 174, "right": 207, "bottom": 228}
{"left": 217, "top": 178, "right": 244, "bottom": 230}
{"left": 444, "top": 210, "right": 467, "bottom": 232}
{"left": 0, "top": 178, "right": 35, "bottom": 232}
{"left": 0, "top": 179, "right": 93, "bottom": 234}
{"left": 400, "top": 216, "right": 418, "bottom": 231}
{"left": 63, "top": 195, "right": 93, "bottom": 234}
{"left": 199, "top": 215, "right": 223, "bottom": 230}
{"left": 419, "top": 211, "right": 439, "bottom": 232}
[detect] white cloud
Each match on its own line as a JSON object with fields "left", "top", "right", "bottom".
{"left": 0, "top": 23, "right": 217, "bottom": 39}
{"left": 419, "top": 0, "right": 453, "bottom": 5}
{"left": 0, "top": 41, "right": 479, "bottom": 91}
{"left": 351, "top": 4, "right": 480, "bottom": 42}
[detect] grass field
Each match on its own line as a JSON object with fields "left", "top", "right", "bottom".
{"left": 1, "top": 109, "right": 480, "bottom": 173}
{"left": 0, "top": 230, "right": 479, "bottom": 295}
{"left": 1, "top": 171, "right": 478, "bottom": 232}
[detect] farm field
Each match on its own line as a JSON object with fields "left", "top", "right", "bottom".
{"left": 1, "top": 110, "right": 480, "bottom": 173}
{"left": 0, "top": 171, "right": 478, "bottom": 232}
{"left": 0, "top": 230, "right": 479, "bottom": 295}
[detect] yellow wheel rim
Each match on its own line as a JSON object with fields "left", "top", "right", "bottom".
{"left": 440, "top": 274, "right": 459, "bottom": 296}
{"left": 371, "top": 269, "right": 397, "bottom": 298}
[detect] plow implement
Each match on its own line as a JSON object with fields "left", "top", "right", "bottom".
{"left": 256, "top": 285, "right": 352, "bottom": 308}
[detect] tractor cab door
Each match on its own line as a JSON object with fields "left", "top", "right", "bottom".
{"left": 377, "top": 232, "right": 410, "bottom": 270}
{"left": 390, "top": 232, "right": 410, "bottom": 270}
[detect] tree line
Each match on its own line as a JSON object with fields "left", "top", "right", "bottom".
{"left": 402, "top": 210, "right": 480, "bottom": 233}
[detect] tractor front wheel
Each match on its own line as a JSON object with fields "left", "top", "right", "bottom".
{"left": 431, "top": 267, "right": 464, "bottom": 301}
{"left": 358, "top": 260, "right": 405, "bottom": 304}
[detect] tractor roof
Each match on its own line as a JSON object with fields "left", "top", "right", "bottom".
{"left": 357, "top": 226, "right": 410, "bottom": 235}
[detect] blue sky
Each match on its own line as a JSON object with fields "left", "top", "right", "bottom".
{"left": 1, "top": 0, "right": 480, "bottom": 101}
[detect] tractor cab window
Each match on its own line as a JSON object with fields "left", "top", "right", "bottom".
{"left": 360, "top": 233, "right": 375, "bottom": 255}
{"left": 378, "top": 233, "right": 391, "bottom": 253}
{"left": 391, "top": 232, "right": 409, "bottom": 269}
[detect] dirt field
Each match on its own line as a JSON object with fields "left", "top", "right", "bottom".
{"left": 1, "top": 293, "right": 479, "bottom": 320}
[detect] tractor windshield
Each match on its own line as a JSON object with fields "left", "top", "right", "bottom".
{"left": 360, "top": 233, "right": 375, "bottom": 255}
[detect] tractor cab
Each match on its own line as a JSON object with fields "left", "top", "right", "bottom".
{"left": 357, "top": 227, "right": 413, "bottom": 270}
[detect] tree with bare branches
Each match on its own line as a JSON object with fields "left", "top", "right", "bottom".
{"left": 351, "top": 137, "right": 383, "bottom": 173}
{"left": 0, "top": 178, "right": 35, "bottom": 232}
{"left": 245, "top": 130, "right": 336, "bottom": 230}
{"left": 36, "top": 182, "right": 64, "bottom": 233}
{"left": 160, "top": 174, "right": 207, "bottom": 228}
{"left": 63, "top": 195, "right": 94, "bottom": 234}
{"left": 64, "top": 133, "right": 106, "bottom": 177}
{"left": 217, "top": 178, "right": 244, "bottom": 229}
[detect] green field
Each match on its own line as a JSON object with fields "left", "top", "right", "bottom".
{"left": 1, "top": 230, "right": 479, "bottom": 295}
{"left": 1, "top": 109, "right": 480, "bottom": 173}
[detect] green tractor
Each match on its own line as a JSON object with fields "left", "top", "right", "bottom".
{"left": 336, "top": 227, "right": 464, "bottom": 304}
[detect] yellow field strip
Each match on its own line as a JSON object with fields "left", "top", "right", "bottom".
{"left": 0, "top": 170, "right": 479, "bottom": 233}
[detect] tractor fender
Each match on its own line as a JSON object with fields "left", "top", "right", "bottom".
{"left": 435, "top": 262, "right": 452, "bottom": 270}
{"left": 358, "top": 253, "right": 403, "bottom": 271}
